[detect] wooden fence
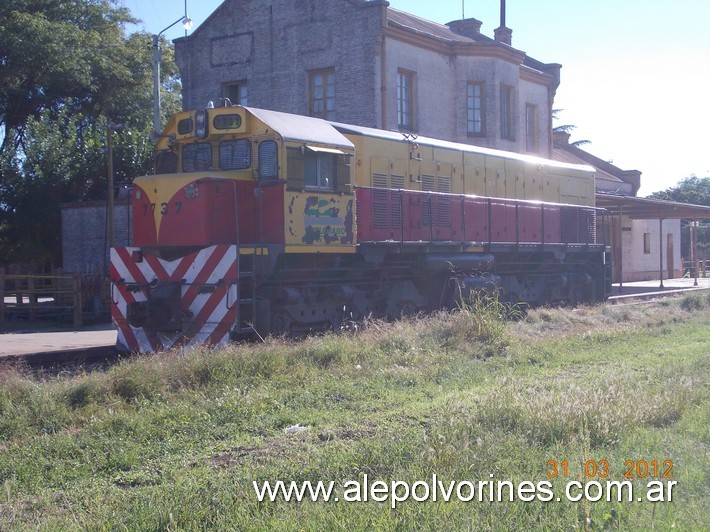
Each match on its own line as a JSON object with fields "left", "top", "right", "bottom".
{"left": 0, "top": 270, "right": 83, "bottom": 329}
{"left": 682, "top": 259, "right": 709, "bottom": 278}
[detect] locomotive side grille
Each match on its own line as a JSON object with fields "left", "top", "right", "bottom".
{"left": 584, "top": 208, "right": 597, "bottom": 243}
{"left": 561, "top": 207, "right": 579, "bottom": 243}
{"left": 422, "top": 195, "right": 432, "bottom": 228}
{"left": 373, "top": 189, "right": 389, "bottom": 229}
{"left": 372, "top": 173, "right": 389, "bottom": 229}
{"left": 372, "top": 173, "right": 388, "bottom": 188}
{"left": 421, "top": 174, "right": 436, "bottom": 192}
{"left": 437, "top": 175, "right": 452, "bottom": 227}
{"left": 437, "top": 197, "right": 451, "bottom": 227}
{"left": 437, "top": 175, "right": 451, "bottom": 193}
{"left": 391, "top": 174, "right": 405, "bottom": 189}
{"left": 561, "top": 207, "right": 597, "bottom": 244}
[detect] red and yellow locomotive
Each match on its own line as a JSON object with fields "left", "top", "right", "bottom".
{"left": 110, "top": 103, "right": 610, "bottom": 352}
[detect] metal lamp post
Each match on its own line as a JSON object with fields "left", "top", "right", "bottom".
{"left": 106, "top": 121, "right": 123, "bottom": 248}
{"left": 152, "top": 15, "right": 192, "bottom": 138}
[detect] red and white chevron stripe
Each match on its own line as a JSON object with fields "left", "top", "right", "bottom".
{"left": 110, "top": 245, "right": 238, "bottom": 352}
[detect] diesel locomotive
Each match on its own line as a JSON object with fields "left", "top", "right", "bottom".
{"left": 109, "top": 103, "right": 610, "bottom": 352}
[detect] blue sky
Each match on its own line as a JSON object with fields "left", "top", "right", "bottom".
{"left": 119, "top": 0, "right": 710, "bottom": 195}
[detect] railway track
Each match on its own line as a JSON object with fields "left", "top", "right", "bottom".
{"left": 0, "top": 344, "right": 120, "bottom": 372}
{"left": 3, "top": 282, "right": 707, "bottom": 370}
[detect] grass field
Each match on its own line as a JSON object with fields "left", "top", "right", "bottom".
{"left": 1, "top": 293, "right": 708, "bottom": 530}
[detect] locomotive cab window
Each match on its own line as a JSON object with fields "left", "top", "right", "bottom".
{"left": 182, "top": 143, "right": 212, "bottom": 172}
{"left": 305, "top": 148, "right": 338, "bottom": 191}
{"left": 287, "top": 146, "right": 351, "bottom": 193}
{"left": 155, "top": 150, "right": 178, "bottom": 174}
{"left": 258, "top": 140, "right": 278, "bottom": 181}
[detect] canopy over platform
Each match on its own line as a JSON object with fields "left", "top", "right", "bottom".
{"left": 596, "top": 193, "right": 710, "bottom": 220}
{"left": 596, "top": 193, "right": 710, "bottom": 290}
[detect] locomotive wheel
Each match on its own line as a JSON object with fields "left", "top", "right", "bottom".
{"left": 271, "top": 311, "right": 292, "bottom": 335}
{"left": 568, "top": 286, "right": 584, "bottom": 307}
{"left": 395, "top": 299, "right": 418, "bottom": 318}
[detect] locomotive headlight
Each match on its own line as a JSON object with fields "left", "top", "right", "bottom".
{"left": 195, "top": 109, "right": 208, "bottom": 139}
{"left": 184, "top": 184, "right": 199, "bottom": 199}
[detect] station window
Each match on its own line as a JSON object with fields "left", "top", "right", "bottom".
{"left": 309, "top": 69, "right": 336, "bottom": 120}
{"left": 467, "top": 82, "right": 485, "bottom": 136}
{"left": 219, "top": 139, "right": 251, "bottom": 170}
{"left": 526, "top": 103, "right": 538, "bottom": 152}
{"left": 643, "top": 232, "right": 651, "bottom": 254}
{"left": 223, "top": 82, "right": 248, "bottom": 106}
{"left": 397, "top": 69, "right": 416, "bottom": 131}
{"left": 500, "top": 84, "right": 514, "bottom": 140}
{"left": 182, "top": 143, "right": 212, "bottom": 172}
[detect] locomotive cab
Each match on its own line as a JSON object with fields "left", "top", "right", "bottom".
{"left": 111, "top": 105, "right": 360, "bottom": 351}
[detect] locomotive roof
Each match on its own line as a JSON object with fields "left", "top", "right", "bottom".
{"left": 330, "top": 121, "right": 595, "bottom": 173}
{"left": 245, "top": 107, "right": 355, "bottom": 151}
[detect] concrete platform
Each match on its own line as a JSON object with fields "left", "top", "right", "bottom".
{"left": 611, "top": 276, "right": 710, "bottom": 300}
{"left": 0, "top": 325, "right": 117, "bottom": 360}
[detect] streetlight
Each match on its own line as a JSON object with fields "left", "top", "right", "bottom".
{"left": 152, "top": 14, "right": 193, "bottom": 139}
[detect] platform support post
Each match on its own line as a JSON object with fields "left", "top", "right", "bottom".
{"left": 692, "top": 221, "right": 699, "bottom": 287}
{"left": 658, "top": 218, "right": 664, "bottom": 289}
{"left": 0, "top": 268, "right": 5, "bottom": 330}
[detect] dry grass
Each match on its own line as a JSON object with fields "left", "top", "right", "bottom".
{"left": 0, "top": 293, "right": 708, "bottom": 530}
{"left": 469, "top": 372, "right": 702, "bottom": 448}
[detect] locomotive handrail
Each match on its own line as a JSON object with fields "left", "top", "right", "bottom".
{"left": 353, "top": 185, "right": 608, "bottom": 211}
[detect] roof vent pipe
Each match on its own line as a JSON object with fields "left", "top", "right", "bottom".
{"left": 494, "top": 0, "right": 512, "bottom": 45}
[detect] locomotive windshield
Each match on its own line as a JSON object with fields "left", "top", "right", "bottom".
{"left": 219, "top": 139, "right": 251, "bottom": 170}
{"left": 155, "top": 150, "right": 177, "bottom": 174}
{"left": 182, "top": 143, "right": 212, "bottom": 172}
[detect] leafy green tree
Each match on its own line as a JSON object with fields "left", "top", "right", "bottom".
{"left": 2, "top": 1, "right": 124, "bottom": 150}
{"left": 647, "top": 176, "right": 710, "bottom": 206}
{"left": 0, "top": 0, "right": 182, "bottom": 266}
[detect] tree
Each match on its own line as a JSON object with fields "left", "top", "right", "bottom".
{"left": 552, "top": 109, "right": 591, "bottom": 148}
{"left": 647, "top": 176, "right": 710, "bottom": 206}
{"left": 1, "top": 1, "right": 123, "bottom": 150}
{"left": 0, "top": 1, "right": 182, "bottom": 267}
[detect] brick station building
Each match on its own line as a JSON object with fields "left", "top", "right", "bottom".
{"left": 174, "top": 0, "right": 561, "bottom": 157}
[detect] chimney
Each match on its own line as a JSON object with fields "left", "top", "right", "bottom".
{"left": 494, "top": 0, "right": 512, "bottom": 45}
{"left": 553, "top": 131, "right": 571, "bottom": 148}
{"left": 446, "top": 17, "right": 483, "bottom": 39}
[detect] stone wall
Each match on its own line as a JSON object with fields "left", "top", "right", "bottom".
{"left": 174, "top": 0, "right": 555, "bottom": 155}
{"left": 175, "top": 0, "right": 386, "bottom": 127}
{"left": 61, "top": 201, "right": 132, "bottom": 275}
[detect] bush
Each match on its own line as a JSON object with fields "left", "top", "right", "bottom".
{"left": 680, "top": 292, "right": 708, "bottom": 311}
